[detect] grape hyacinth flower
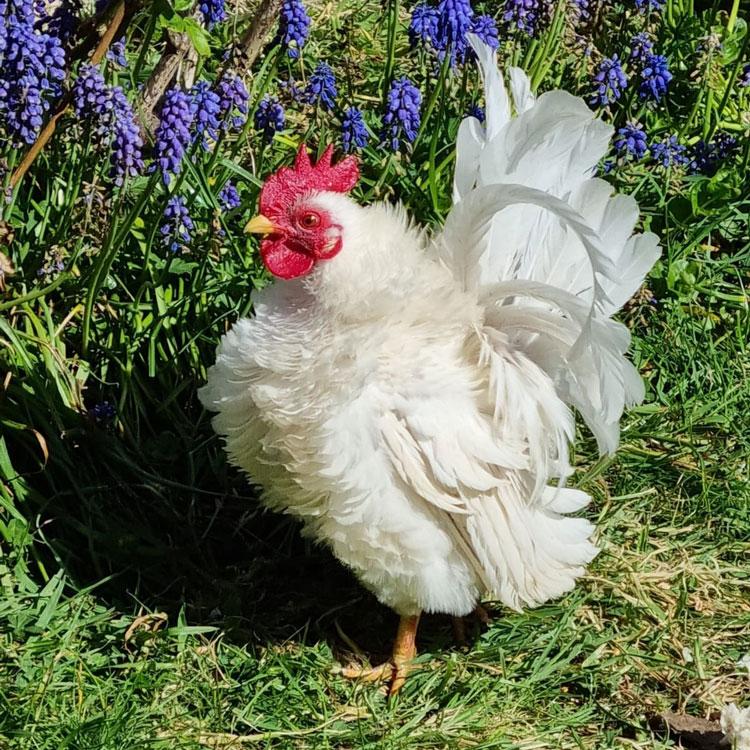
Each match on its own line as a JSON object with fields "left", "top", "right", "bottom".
{"left": 466, "top": 103, "right": 485, "bottom": 122}
{"left": 305, "top": 62, "right": 337, "bottom": 110}
{"left": 72, "top": 64, "right": 144, "bottom": 185}
{"left": 217, "top": 72, "right": 249, "bottom": 131}
{"left": 88, "top": 401, "right": 116, "bottom": 426}
{"left": 161, "top": 196, "right": 194, "bottom": 253}
{"left": 154, "top": 88, "right": 195, "bottom": 185}
{"left": 218, "top": 181, "right": 241, "bottom": 211}
{"left": 200, "top": 0, "right": 226, "bottom": 28}
{"left": 106, "top": 36, "right": 127, "bottom": 67}
{"left": 639, "top": 54, "right": 672, "bottom": 101}
{"left": 629, "top": 32, "right": 653, "bottom": 64}
{"left": 0, "top": 0, "right": 67, "bottom": 145}
{"left": 436, "top": 0, "right": 474, "bottom": 64}
{"left": 279, "top": 0, "right": 310, "bottom": 59}
{"left": 409, "top": 3, "right": 439, "bottom": 49}
{"left": 614, "top": 122, "right": 648, "bottom": 161}
{"left": 591, "top": 55, "right": 628, "bottom": 106}
{"left": 471, "top": 15, "right": 500, "bottom": 49}
{"left": 571, "top": 0, "right": 591, "bottom": 24}
{"left": 254, "top": 95, "right": 286, "bottom": 139}
{"left": 634, "top": 0, "right": 664, "bottom": 13}
{"left": 650, "top": 135, "right": 688, "bottom": 168}
{"left": 190, "top": 80, "right": 221, "bottom": 149}
{"left": 503, "top": 0, "right": 542, "bottom": 37}
{"left": 740, "top": 63, "right": 750, "bottom": 88}
{"left": 382, "top": 77, "right": 421, "bottom": 151}
{"left": 109, "top": 88, "right": 145, "bottom": 185}
{"left": 72, "top": 64, "right": 111, "bottom": 121}
{"left": 341, "top": 106, "right": 369, "bottom": 152}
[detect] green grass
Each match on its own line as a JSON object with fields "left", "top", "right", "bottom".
{"left": 1, "top": 0, "right": 750, "bottom": 747}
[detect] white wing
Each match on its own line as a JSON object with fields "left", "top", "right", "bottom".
{"left": 439, "top": 35, "right": 660, "bottom": 454}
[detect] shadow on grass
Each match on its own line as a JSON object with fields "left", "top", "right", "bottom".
{"left": 12, "top": 402, "right": 463, "bottom": 661}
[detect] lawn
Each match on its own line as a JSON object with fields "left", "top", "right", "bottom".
{"left": 1, "top": 0, "right": 749, "bottom": 747}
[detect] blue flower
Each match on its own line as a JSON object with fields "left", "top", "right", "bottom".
{"left": 382, "top": 77, "right": 421, "bottom": 151}
{"left": 217, "top": 72, "right": 249, "bottom": 131}
{"left": 409, "top": 3, "right": 439, "bottom": 48}
{"left": 590, "top": 54, "right": 628, "bottom": 106}
{"left": 341, "top": 106, "right": 369, "bottom": 152}
{"left": 154, "top": 88, "right": 195, "bottom": 185}
{"left": 614, "top": 122, "right": 648, "bottom": 161}
{"left": 436, "top": 0, "right": 474, "bottom": 64}
{"left": 466, "top": 103, "right": 485, "bottom": 122}
{"left": 106, "top": 36, "right": 127, "bottom": 67}
{"left": 72, "top": 64, "right": 143, "bottom": 185}
{"left": 0, "top": 1, "right": 66, "bottom": 145}
{"left": 200, "top": 0, "right": 226, "bottom": 28}
{"left": 305, "top": 62, "right": 337, "bottom": 110}
{"left": 571, "top": 0, "right": 591, "bottom": 23}
{"left": 639, "top": 54, "right": 671, "bottom": 101}
{"left": 650, "top": 135, "right": 688, "bottom": 168}
{"left": 72, "top": 64, "right": 111, "bottom": 121}
{"left": 190, "top": 80, "right": 221, "bottom": 149}
{"left": 740, "top": 63, "right": 750, "bottom": 88}
{"left": 218, "top": 181, "right": 241, "bottom": 211}
{"left": 161, "top": 196, "right": 194, "bottom": 253}
{"left": 634, "top": 0, "right": 664, "bottom": 13}
{"left": 279, "top": 0, "right": 310, "bottom": 59}
{"left": 503, "top": 0, "right": 542, "bottom": 37}
{"left": 629, "top": 32, "right": 653, "bottom": 64}
{"left": 254, "top": 95, "right": 285, "bottom": 139}
{"left": 109, "top": 87, "right": 145, "bottom": 185}
{"left": 88, "top": 401, "right": 116, "bottom": 425}
{"left": 471, "top": 15, "right": 500, "bottom": 49}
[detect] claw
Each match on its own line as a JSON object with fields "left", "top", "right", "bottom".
{"left": 337, "top": 614, "right": 420, "bottom": 697}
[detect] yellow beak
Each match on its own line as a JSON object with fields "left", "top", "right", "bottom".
{"left": 244, "top": 214, "right": 278, "bottom": 235}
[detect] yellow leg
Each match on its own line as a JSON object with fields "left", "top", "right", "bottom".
{"left": 340, "top": 614, "right": 420, "bottom": 696}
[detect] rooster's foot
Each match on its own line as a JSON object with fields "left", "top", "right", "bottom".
{"left": 338, "top": 614, "right": 420, "bottom": 697}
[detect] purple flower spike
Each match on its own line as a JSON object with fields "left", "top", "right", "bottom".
{"left": 190, "top": 80, "right": 222, "bottom": 149}
{"left": 161, "top": 196, "right": 194, "bottom": 253}
{"left": 154, "top": 88, "right": 195, "bottom": 185}
{"left": 217, "top": 72, "right": 249, "bottom": 131}
{"left": 279, "top": 0, "right": 310, "bottom": 58}
{"left": 614, "top": 122, "right": 648, "bottom": 161}
{"left": 200, "top": 0, "right": 226, "bottom": 28}
{"left": 254, "top": 95, "right": 285, "bottom": 139}
{"left": 629, "top": 33, "right": 653, "bottom": 64}
{"left": 591, "top": 54, "right": 628, "bottom": 106}
{"left": 503, "top": 0, "right": 542, "bottom": 37}
{"left": 305, "top": 62, "right": 337, "bottom": 110}
{"left": 650, "top": 135, "right": 688, "bottom": 168}
{"left": 638, "top": 54, "right": 672, "bottom": 101}
{"left": 437, "top": 0, "right": 474, "bottom": 64}
{"left": 219, "top": 181, "right": 241, "bottom": 211}
{"left": 409, "top": 4, "right": 439, "bottom": 48}
{"left": 382, "top": 77, "right": 421, "bottom": 151}
{"left": 471, "top": 15, "right": 500, "bottom": 49}
{"left": 634, "top": 0, "right": 664, "bottom": 14}
{"left": 341, "top": 106, "right": 369, "bottom": 152}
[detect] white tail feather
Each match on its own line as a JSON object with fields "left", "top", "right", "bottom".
{"left": 441, "top": 38, "right": 660, "bottom": 454}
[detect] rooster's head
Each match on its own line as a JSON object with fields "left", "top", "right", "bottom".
{"left": 245, "top": 144, "right": 360, "bottom": 280}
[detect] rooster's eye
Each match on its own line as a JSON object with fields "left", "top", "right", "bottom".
{"left": 300, "top": 213, "right": 320, "bottom": 229}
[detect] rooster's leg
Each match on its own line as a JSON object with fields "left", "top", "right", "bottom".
{"left": 340, "top": 614, "right": 420, "bottom": 696}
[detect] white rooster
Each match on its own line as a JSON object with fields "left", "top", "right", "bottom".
{"left": 199, "top": 38, "right": 660, "bottom": 694}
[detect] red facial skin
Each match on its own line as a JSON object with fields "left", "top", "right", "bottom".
{"left": 256, "top": 144, "right": 359, "bottom": 280}
{"left": 260, "top": 203, "right": 343, "bottom": 280}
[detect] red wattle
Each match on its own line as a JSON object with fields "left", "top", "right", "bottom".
{"left": 261, "top": 241, "right": 315, "bottom": 279}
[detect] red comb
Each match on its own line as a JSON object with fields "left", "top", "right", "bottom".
{"left": 259, "top": 144, "right": 360, "bottom": 217}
